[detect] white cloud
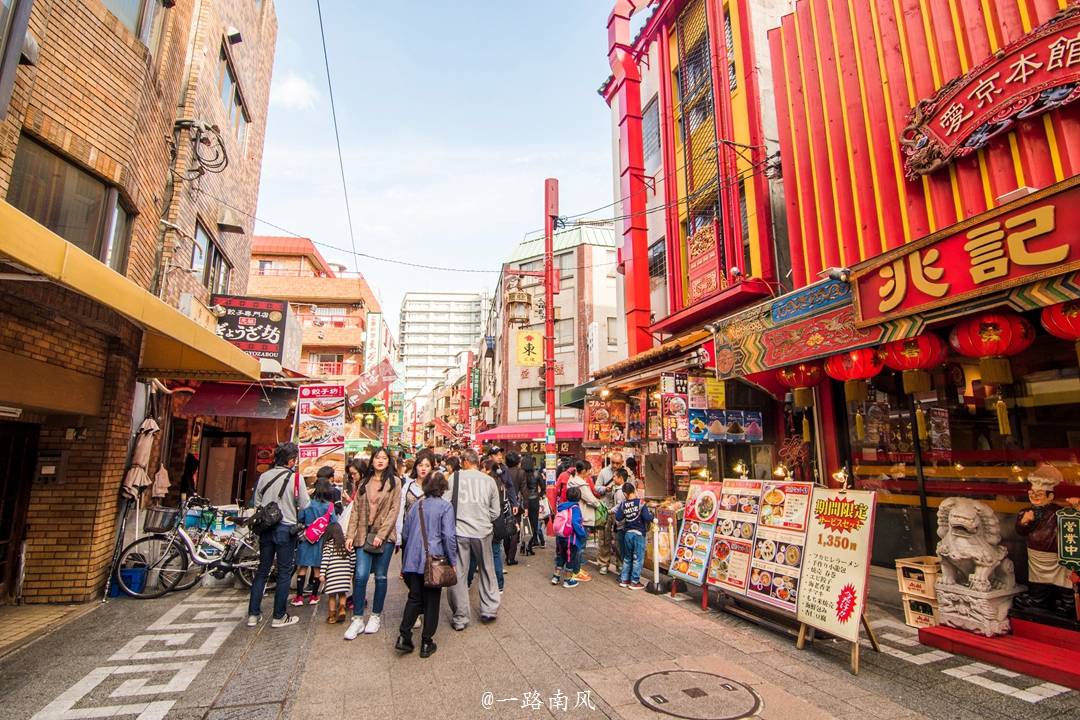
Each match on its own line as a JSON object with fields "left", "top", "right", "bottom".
{"left": 269, "top": 72, "right": 319, "bottom": 110}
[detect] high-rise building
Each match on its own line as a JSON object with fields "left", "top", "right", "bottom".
{"left": 399, "top": 292, "right": 485, "bottom": 401}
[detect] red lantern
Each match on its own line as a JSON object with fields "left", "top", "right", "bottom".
{"left": 776, "top": 362, "right": 822, "bottom": 410}
{"left": 1041, "top": 300, "right": 1080, "bottom": 366}
{"left": 882, "top": 333, "right": 949, "bottom": 394}
{"left": 949, "top": 310, "right": 1034, "bottom": 385}
{"left": 824, "top": 348, "right": 885, "bottom": 404}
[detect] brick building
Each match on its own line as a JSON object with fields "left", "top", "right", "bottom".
{"left": 0, "top": 0, "right": 277, "bottom": 604}
{"left": 247, "top": 235, "right": 381, "bottom": 382}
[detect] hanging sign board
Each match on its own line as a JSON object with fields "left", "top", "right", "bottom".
{"left": 796, "top": 488, "right": 878, "bottom": 642}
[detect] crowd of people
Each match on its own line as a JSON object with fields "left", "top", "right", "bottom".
{"left": 245, "top": 443, "right": 651, "bottom": 657}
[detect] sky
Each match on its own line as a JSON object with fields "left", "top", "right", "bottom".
{"left": 255, "top": 1, "right": 620, "bottom": 334}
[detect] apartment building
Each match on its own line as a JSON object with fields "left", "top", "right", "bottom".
{"left": 398, "top": 292, "right": 485, "bottom": 401}
{"left": 247, "top": 235, "right": 381, "bottom": 381}
{"left": 0, "top": 0, "right": 277, "bottom": 603}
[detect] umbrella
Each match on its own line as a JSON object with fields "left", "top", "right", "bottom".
{"left": 151, "top": 464, "right": 171, "bottom": 499}
{"left": 121, "top": 418, "right": 160, "bottom": 500}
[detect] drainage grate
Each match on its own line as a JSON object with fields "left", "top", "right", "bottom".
{"left": 633, "top": 670, "right": 761, "bottom": 720}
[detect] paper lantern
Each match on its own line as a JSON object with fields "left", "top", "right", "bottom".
{"left": 949, "top": 310, "right": 1034, "bottom": 385}
{"left": 824, "top": 348, "right": 885, "bottom": 404}
{"left": 882, "top": 333, "right": 948, "bottom": 394}
{"left": 1041, "top": 300, "right": 1080, "bottom": 366}
{"left": 776, "top": 362, "right": 822, "bottom": 410}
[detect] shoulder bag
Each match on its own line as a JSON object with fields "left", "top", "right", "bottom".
{"left": 249, "top": 469, "right": 291, "bottom": 533}
{"left": 492, "top": 482, "right": 512, "bottom": 542}
{"left": 419, "top": 499, "right": 457, "bottom": 588}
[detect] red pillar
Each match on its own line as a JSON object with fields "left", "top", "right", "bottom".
{"left": 608, "top": 2, "right": 652, "bottom": 355}
{"left": 544, "top": 179, "right": 559, "bottom": 486}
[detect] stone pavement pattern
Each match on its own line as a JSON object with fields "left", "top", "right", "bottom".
{"left": 2, "top": 548, "right": 1080, "bottom": 720}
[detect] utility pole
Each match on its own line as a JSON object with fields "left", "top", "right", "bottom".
{"left": 543, "top": 178, "right": 558, "bottom": 485}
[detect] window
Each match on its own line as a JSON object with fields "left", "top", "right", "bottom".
{"left": 643, "top": 97, "right": 661, "bottom": 171}
{"left": 192, "top": 223, "right": 208, "bottom": 273}
{"left": 258, "top": 259, "right": 272, "bottom": 273}
{"left": 218, "top": 46, "right": 250, "bottom": 146}
{"left": 648, "top": 239, "right": 669, "bottom": 319}
{"left": 315, "top": 306, "right": 346, "bottom": 317}
{"left": 724, "top": 8, "right": 738, "bottom": 92}
{"left": 556, "top": 252, "right": 575, "bottom": 280}
{"left": 7, "top": 135, "right": 131, "bottom": 273}
{"left": 607, "top": 317, "right": 619, "bottom": 346}
{"left": 555, "top": 318, "right": 574, "bottom": 347}
{"left": 517, "top": 386, "right": 574, "bottom": 421}
{"left": 101, "top": 1, "right": 165, "bottom": 48}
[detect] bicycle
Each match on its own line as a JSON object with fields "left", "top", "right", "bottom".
{"left": 113, "top": 495, "right": 275, "bottom": 599}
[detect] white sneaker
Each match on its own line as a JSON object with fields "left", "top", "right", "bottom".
{"left": 364, "top": 613, "right": 382, "bottom": 634}
{"left": 271, "top": 615, "right": 300, "bottom": 628}
{"left": 246, "top": 614, "right": 261, "bottom": 627}
{"left": 343, "top": 617, "right": 365, "bottom": 640}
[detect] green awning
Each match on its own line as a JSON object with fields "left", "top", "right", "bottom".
{"left": 561, "top": 380, "right": 597, "bottom": 409}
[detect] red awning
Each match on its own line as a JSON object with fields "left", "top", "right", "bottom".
{"left": 475, "top": 422, "right": 583, "bottom": 441}
{"left": 178, "top": 382, "right": 295, "bottom": 420}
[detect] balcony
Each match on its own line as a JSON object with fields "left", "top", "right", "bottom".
{"left": 248, "top": 271, "right": 373, "bottom": 304}
{"left": 302, "top": 324, "right": 363, "bottom": 348}
{"left": 301, "top": 359, "right": 362, "bottom": 378}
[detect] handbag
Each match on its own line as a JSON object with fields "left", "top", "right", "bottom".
{"left": 492, "top": 484, "right": 512, "bottom": 542}
{"left": 418, "top": 500, "right": 457, "bottom": 588}
{"left": 362, "top": 530, "right": 383, "bottom": 554}
{"left": 249, "top": 469, "right": 291, "bottom": 533}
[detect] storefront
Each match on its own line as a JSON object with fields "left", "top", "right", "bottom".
{"left": 476, "top": 422, "right": 584, "bottom": 468}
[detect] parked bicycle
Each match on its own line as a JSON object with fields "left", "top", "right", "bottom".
{"left": 114, "top": 495, "right": 274, "bottom": 599}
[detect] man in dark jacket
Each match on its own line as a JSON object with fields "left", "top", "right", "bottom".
{"left": 497, "top": 449, "right": 523, "bottom": 564}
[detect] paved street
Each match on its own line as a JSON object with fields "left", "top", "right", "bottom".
{"left": 3, "top": 550, "right": 1080, "bottom": 720}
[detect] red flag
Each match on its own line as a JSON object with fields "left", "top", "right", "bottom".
{"left": 345, "top": 358, "right": 397, "bottom": 408}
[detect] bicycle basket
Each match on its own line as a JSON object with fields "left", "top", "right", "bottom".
{"left": 144, "top": 506, "right": 181, "bottom": 533}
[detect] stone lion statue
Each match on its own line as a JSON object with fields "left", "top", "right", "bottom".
{"left": 936, "top": 497, "right": 1015, "bottom": 593}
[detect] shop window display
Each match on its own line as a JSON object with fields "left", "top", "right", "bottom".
{"left": 842, "top": 325, "right": 1080, "bottom": 598}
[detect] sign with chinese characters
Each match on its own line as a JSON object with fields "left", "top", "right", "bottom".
{"left": 901, "top": 5, "right": 1080, "bottom": 178}
{"left": 212, "top": 295, "right": 288, "bottom": 361}
{"left": 1058, "top": 508, "right": 1080, "bottom": 572}
{"left": 687, "top": 374, "right": 708, "bottom": 410}
{"left": 670, "top": 481, "right": 722, "bottom": 585}
{"left": 516, "top": 329, "right": 543, "bottom": 367}
{"left": 852, "top": 178, "right": 1080, "bottom": 326}
{"left": 470, "top": 366, "right": 481, "bottom": 408}
{"left": 796, "top": 488, "right": 877, "bottom": 642}
{"left": 686, "top": 219, "right": 726, "bottom": 303}
{"left": 705, "top": 378, "right": 725, "bottom": 409}
{"left": 295, "top": 384, "right": 346, "bottom": 485}
{"left": 344, "top": 357, "right": 397, "bottom": 409}
{"left": 584, "top": 398, "right": 627, "bottom": 446}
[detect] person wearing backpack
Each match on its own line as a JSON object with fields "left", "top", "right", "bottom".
{"left": 247, "top": 442, "right": 310, "bottom": 629}
{"left": 292, "top": 476, "right": 337, "bottom": 607}
{"left": 551, "top": 486, "right": 587, "bottom": 588}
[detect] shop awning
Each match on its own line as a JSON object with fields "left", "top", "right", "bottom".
{"left": 178, "top": 382, "right": 295, "bottom": 419}
{"left": 560, "top": 380, "right": 597, "bottom": 409}
{"left": 0, "top": 201, "right": 260, "bottom": 381}
{"left": 476, "top": 422, "right": 583, "bottom": 441}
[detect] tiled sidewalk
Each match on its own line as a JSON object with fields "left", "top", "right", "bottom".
{"left": 0, "top": 602, "right": 96, "bottom": 659}
{"left": 288, "top": 548, "right": 1080, "bottom": 720}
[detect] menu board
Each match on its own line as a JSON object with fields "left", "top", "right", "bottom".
{"left": 707, "top": 477, "right": 763, "bottom": 593}
{"left": 746, "top": 481, "right": 813, "bottom": 613}
{"left": 688, "top": 375, "right": 708, "bottom": 410}
{"left": 796, "top": 488, "right": 877, "bottom": 642}
{"left": 296, "top": 384, "right": 346, "bottom": 485}
{"left": 670, "top": 481, "right": 721, "bottom": 585}
{"left": 584, "top": 398, "right": 628, "bottom": 445}
{"left": 662, "top": 393, "right": 689, "bottom": 443}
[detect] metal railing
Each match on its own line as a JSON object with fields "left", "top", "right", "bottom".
{"left": 252, "top": 267, "right": 367, "bottom": 279}
{"left": 297, "top": 314, "right": 363, "bottom": 328}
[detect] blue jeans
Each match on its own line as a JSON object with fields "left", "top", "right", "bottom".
{"left": 554, "top": 537, "right": 581, "bottom": 574}
{"left": 621, "top": 531, "right": 646, "bottom": 584}
{"left": 353, "top": 543, "right": 394, "bottom": 616}
{"left": 468, "top": 536, "right": 503, "bottom": 590}
{"left": 248, "top": 524, "right": 297, "bottom": 620}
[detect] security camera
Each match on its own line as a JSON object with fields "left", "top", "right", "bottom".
{"left": 825, "top": 267, "right": 852, "bottom": 283}
{"left": 225, "top": 27, "right": 242, "bottom": 45}
{"left": 210, "top": 304, "right": 227, "bottom": 318}
{"left": 730, "top": 266, "right": 744, "bottom": 281}
{"left": 704, "top": 322, "right": 719, "bottom": 334}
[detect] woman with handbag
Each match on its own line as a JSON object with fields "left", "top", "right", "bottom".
{"left": 395, "top": 471, "right": 458, "bottom": 658}
{"left": 344, "top": 447, "right": 402, "bottom": 640}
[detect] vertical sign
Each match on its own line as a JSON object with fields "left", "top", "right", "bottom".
{"left": 364, "top": 312, "right": 384, "bottom": 372}
{"left": 516, "top": 329, "right": 543, "bottom": 366}
{"left": 295, "top": 384, "right": 346, "bottom": 486}
{"left": 746, "top": 480, "right": 812, "bottom": 613}
{"left": 797, "top": 488, "right": 877, "bottom": 642}
{"left": 708, "top": 477, "right": 763, "bottom": 594}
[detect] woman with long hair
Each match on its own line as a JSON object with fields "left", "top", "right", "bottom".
{"left": 344, "top": 447, "right": 401, "bottom": 639}
{"left": 344, "top": 459, "right": 365, "bottom": 504}
{"left": 521, "top": 454, "right": 545, "bottom": 553}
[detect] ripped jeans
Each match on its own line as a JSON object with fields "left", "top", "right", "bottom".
{"left": 353, "top": 542, "right": 394, "bottom": 617}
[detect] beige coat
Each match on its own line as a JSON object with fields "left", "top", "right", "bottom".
{"left": 568, "top": 475, "right": 601, "bottom": 526}
{"left": 347, "top": 474, "right": 403, "bottom": 547}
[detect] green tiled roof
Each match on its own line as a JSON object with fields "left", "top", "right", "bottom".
{"left": 507, "top": 224, "right": 617, "bottom": 264}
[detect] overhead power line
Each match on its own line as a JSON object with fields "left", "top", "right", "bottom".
{"left": 314, "top": 0, "right": 360, "bottom": 271}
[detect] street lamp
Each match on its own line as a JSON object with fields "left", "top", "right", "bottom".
{"left": 504, "top": 277, "right": 532, "bottom": 327}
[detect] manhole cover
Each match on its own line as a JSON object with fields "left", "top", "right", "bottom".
{"left": 633, "top": 670, "right": 761, "bottom": 720}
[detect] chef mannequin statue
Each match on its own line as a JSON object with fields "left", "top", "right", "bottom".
{"left": 1014, "top": 464, "right": 1078, "bottom": 617}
